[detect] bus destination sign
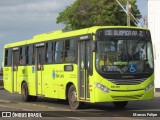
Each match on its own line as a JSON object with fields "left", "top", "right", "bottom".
{"left": 104, "top": 29, "right": 146, "bottom": 37}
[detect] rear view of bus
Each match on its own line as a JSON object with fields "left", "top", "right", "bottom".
{"left": 93, "top": 28, "right": 154, "bottom": 108}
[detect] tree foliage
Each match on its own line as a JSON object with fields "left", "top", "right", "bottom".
{"left": 56, "top": 0, "right": 141, "bottom": 30}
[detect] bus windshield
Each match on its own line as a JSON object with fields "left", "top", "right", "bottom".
{"left": 96, "top": 39, "right": 154, "bottom": 74}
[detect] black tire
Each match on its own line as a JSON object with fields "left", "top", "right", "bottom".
{"left": 68, "top": 85, "right": 81, "bottom": 110}
{"left": 21, "top": 82, "right": 31, "bottom": 102}
{"left": 113, "top": 101, "right": 128, "bottom": 109}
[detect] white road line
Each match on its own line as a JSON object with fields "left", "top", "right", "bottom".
{"left": 0, "top": 104, "right": 32, "bottom": 111}
{"left": 0, "top": 99, "right": 69, "bottom": 111}
{"left": 68, "top": 117, "right": 86, "bottom": 120}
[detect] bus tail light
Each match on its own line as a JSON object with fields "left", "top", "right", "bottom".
{"left": 95, "top": 82, "right": 110, "bottom": 93}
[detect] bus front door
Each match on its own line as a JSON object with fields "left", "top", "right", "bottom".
{"left": 78, "top": 40, "right": 91, "bottom": 100}
{"left": 36, "top": 47, "right": 45, "bottom": 95}
{"left": 12, "top": 50, "right": 19, "bottom": 92}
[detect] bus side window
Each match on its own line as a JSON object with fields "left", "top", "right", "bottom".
{"left": 55, "top": 41, "right": 63, "bottom": 63}
{"left": 26, "top": 46, "right": 29, "bottom": 64}
{"left": 19, "top": 47, "right": 22, "bottom": 65}
{"left": 45, "top": 43, "right": 48, "bottom": 63}
{"left": 28, "top": 45, "right": 34, "bottom": 65}
{"left": 46, "top": 42, "right": 53, "bottom": 63}
{"left": 19, "top": 47, "right": 26, "bottom": 65}
{"left": 64, "top": 40, "right": 70, "bottom": 62}
{"left": 22, "top": 47, "right": 26, "bottom": 65}
{"left": 5, "top": 49, "right": 8, "bottom": 66}
{"left": 32, "top": 46, "right": 35, "bottom": 64}
{"left": 5, "top": 49, "right": 12, "bottom": 66}
{"left": 64, "top": 39, "right": 76, "bottom": 63}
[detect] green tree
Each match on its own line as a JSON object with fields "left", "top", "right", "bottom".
{"left": 56, "top": 0, "right": 141, "bottom": 30}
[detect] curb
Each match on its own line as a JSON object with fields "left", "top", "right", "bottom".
{"left": 0, "top": 86, "right": 4, "bottom": 90}
{"left": 155, "top": 92, "right": 160, "bottom": 98}
{"left": 0, "top": 80, "right": 3, "bottom": 86}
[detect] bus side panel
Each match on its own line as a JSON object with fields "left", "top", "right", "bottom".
{"left": 17, "top": 66, "right": 36, "bottom": 95}
{"left": 27, "top": 66, "right": 36, "bottom": 96}
{"left": 17, "top": 66, "right": 23, "bottom": 94}
{"left": 43, "top": 64, "right": 78, "bottom": 100}
{"left": 58, "top": 64, "right": 78, "bottom": 100}
{"left": 43, "top": 64, "right": 73, "bottom": 99}
{"left": 3, "top": 67, "right": 13, "bottom": 93}
{"left": 43, "top": 65, "right": 57, "bottom": 98}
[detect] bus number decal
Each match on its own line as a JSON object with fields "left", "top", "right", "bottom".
{"left": 36, "top": 43, "right": 44, "bottom": 47}
{"left": 13, "top": 47, "right": 18, "bottom": 51}
{"left": 80, "top": 35, "right": 88, "bottom": 40}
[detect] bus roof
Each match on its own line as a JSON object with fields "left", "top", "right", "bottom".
{"left": 4, "top": 26, "right": 149, "bottom": 48}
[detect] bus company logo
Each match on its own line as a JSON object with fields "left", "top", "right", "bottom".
{"left": 2, "top": 112, "right": 11, "bottom": 117}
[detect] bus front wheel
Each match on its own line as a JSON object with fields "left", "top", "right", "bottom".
{"left": 113, "top": 101, "right": 128, "bottom": 109}
{"left": 68, "top": 85, "right": 81, "bottom": 110}
{"left": 21, "top": 82, "right": 31, "bottom": 102}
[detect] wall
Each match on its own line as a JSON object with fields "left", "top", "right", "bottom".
{"left": 148, "top": 0, "right": 160, "bottom": 89}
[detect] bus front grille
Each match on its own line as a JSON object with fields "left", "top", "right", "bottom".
{"left": 111, "top": 94, "right": 143, "bottom": 100}
{"left": 108, "top": 78, "right": 146, "bottom": 85}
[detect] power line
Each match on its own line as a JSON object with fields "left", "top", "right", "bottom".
{"left": 115, "top": 0, "right": 142, "bottom": 27}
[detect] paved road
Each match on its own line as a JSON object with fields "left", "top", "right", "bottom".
{"left": 0, "top": 89, "right": 160, "bottom": 120}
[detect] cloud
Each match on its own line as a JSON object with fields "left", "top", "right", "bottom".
{"left": 0, "top": 0, "right": 75, "bottom": 34}
{"left": 0, "top": 0, "right": 75, "bottom": 7}
{"left": 0, "top": 0, "right": 75, "bottom": 65}
{"left": 0, "top": 0, "right": 71, "bottom": 13}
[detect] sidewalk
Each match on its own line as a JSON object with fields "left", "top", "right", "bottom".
{"left": 155, "top": 92, "right": 160, "bottom": 98}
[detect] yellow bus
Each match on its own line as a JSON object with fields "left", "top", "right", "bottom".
{"left": 3, "top": 26, "right": 154, "bottom": 109}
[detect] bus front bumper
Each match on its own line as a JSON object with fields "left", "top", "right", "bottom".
{"left": 94, "top": 87, "right": 154, "bottom": 103}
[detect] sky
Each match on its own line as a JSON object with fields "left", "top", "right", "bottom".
{"left": 0, "top": 0, "right": 148, "bottom": 65}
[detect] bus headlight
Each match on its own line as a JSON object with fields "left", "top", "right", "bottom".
{"left": 95, "top": 82, "right": 110, "bottom": 93}
{"left": 145, "top": 82, "right": 154, "bottom": 91}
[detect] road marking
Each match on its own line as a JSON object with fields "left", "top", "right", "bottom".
{"left": 0, "top": 104, "right": 86, "bottom": 120}
{"left": 17, "top": 102, "right": 70, "bottom": 111}
{"left": 68, "top": 117, "right": 86, "bottom": 120}
{"left": 0, "top": 104, "right": 32, "bottom": 111}
{"left": 0, "top": 99, "right": 69, "bottom": 111}
{"left": 0, "top": 99, "right": 86, "bottom": 120}
{"left": 0, "top": 100, "right": 10, "bottom": 103}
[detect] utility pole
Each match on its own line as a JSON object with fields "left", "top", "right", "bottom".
{"left": 126, "top": 0, "right": 130, "bottom": 26}
{"left": 143, "top": 16, "right": 148, "bottom": 28}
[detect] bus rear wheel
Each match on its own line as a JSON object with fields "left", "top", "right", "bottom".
{"left": 21, "top": 82, "right": 31, "bottom": 102}
{"left": 68, "top": 85, "right": 81, "bottom": 110}
{"left": 113, "top": 101, "right": 128, "bottom": 109}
